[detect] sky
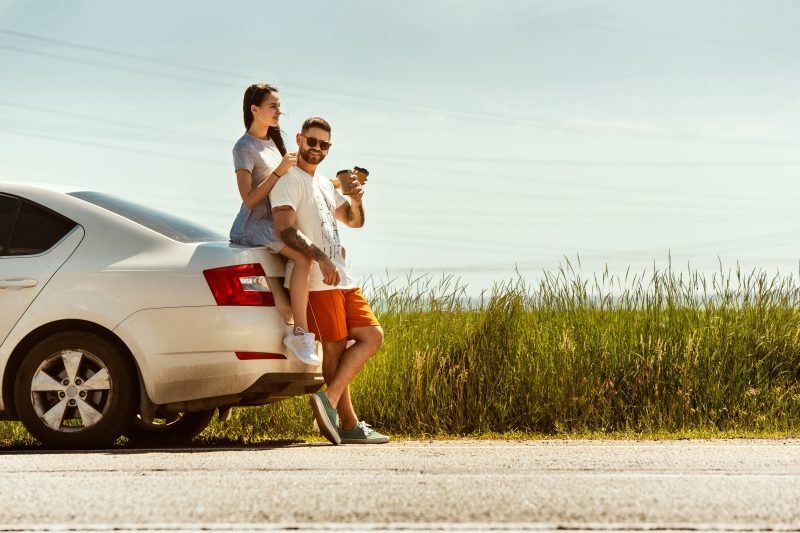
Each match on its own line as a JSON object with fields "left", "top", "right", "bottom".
{"left": 1, "top": 0, "right": 799, "bottom": 294}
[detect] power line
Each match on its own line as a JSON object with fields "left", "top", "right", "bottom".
{"left": 424, "top": 2, "right": 800, "bottom": 55}
{"left": 372, "top": 173, "right": 793, "bottom": 214}
{"left": 2, "top": 96, "right": 796, "bottom": 211}
{"left": 0, "top": 101, "right": 228, "bottom": 144}
{"left": 365, "top": 153, "right": 800, "bottom": 167}
{"left": 4, "top": 28, "right": 800, "bottom": 149}
{"left": 372, "top": 160, "right": 800, "bottom": 208}
{"left": 0, "top": 127, "right": 227, "bottom": 166}
{"left": 1, "top": 118, "right": 791, "bottom": 217}
{"left": 368, "top": 229, "right": 800, "bottom": 273}
{"left": 0, "top": 28, "right": 414, "bottom": 108}
{"left": 7, "top": 93, "right": 799, "bottom": 186}
{"left": 0, "top": 119, "right": 218, "bottom": 147}
{"left": 0, "top": 43, "right": 239, "bottom": 89}
{"left": 0, "top": 28, "right": 258, "bottom": 79}
{"left": 544, "top": 21, "right": 800, "bottom": 55}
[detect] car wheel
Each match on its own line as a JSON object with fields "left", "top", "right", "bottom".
{"left": 13, "top": 332, "right": 137, "bottom": 449}
{"left": 125, "top": 410, "right": 216, "bottom": 446}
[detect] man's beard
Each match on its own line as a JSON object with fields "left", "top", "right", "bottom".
{"left": 300, "top": 148, "right": 326, "bottom": 165}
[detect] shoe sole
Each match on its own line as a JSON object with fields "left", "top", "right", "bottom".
{"left": 340, "top": 437, "right": 390, "bottom": 444}
{"left": 283, "top": 338, "right": 321, "bottom": 365}
{"left": 310, "top": 394, "right": 341, "bottom": 445}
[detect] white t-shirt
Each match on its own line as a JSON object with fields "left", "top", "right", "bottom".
{"left": 269, "top": 167, "right": 356, "bottom": 291}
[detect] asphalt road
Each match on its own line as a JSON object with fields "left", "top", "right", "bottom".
{"left": 0, "top": 439, "right": 798, "bottom": 532}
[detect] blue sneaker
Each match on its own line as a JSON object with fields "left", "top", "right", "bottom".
{"left": 339, "top": 421, "right": 390, "bottom": 444}
{"left": 310, "top": 392, "right": 340, "bottom": 445}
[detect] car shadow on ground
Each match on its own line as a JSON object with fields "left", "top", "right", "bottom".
{"left": 0, "top": 439, "right": 328, "bottom": 455}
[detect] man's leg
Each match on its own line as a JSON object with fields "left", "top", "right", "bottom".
{"left": 321, "top": 340, "right": 357, "bottom": 430}
{"left": 323, "top": 325, "right": 384, "bottom": 430}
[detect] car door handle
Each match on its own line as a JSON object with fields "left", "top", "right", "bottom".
{"left": 0, "top": 279, "right": 38, "bottom": 288}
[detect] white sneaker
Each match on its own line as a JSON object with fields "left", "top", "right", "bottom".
{"left": 282, "top": 331, "right": 321, "bottom": 365}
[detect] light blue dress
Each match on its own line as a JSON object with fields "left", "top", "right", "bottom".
{"left": 229, "top": 133, "right": 284, "bottom": 252}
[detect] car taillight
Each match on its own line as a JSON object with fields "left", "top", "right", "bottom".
{"left": 235, "top": 352, "right": 287, "bottom": 360}
{"left": 203, "top": 264, "right": 275, "bottom": 306}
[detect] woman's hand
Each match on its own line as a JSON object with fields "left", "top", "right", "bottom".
{"left": 275, "top": 152, "right": 298, "bottom": 176}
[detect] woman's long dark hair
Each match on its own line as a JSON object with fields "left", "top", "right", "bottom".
{"left": 243, "top": 83, "right": 287, "bottom": 156}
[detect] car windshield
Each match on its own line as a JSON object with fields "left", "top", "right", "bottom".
{"left": 68, "top": 191, "right": 226, "bottom": 243}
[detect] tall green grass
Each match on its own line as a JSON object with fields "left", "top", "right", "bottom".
{"left": 207, "top": 262, "right": 800, "bottom": 441}
{"left": 355, "top": 262, "right": 800, "bottom": 435}
{"left": 4, "top": 261, "right": 800, "bottom": 445}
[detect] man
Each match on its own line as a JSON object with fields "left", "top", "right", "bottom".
{"left": 270, "top": 117, "right": 388, "bottom": 445}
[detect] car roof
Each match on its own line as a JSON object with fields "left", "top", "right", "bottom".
{"left": 0, "top": 182, "right": 116, "bottom": 219}
{"left": 0, "top": 182, "right": 167, "bottom": 243}
{"left": 0, "top": 181, "right": 86, "bottom": 195}
{"left": 1, "top": 181, "right": 228, "bottom": 245}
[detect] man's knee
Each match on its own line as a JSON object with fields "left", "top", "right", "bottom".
{"left": 372, "top": 326, "right": 385, "bottom": 350}
{"left": 351, "top": 326, "right": 384, "bottom": 352}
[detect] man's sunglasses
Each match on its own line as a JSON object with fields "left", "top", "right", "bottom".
{"left": 301, "top": 135, "right": 332, "bottom": 150}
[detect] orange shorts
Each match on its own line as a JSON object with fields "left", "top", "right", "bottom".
{"left": 306, "top": 287, "right": 380, "bottom": 342}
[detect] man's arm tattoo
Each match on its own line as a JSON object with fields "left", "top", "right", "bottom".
{"left": 280, "top": 227, "right": 328, "bottom": 261}
{"left": 346, "top": 204, "right": 365, "bottom": 226}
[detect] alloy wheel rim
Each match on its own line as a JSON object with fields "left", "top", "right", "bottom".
{"left": 30, "top": 349, "right": 113, "bottom": 432}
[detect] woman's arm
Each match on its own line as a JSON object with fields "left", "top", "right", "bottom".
{"left": 236, "top": 169, "right": 279, "bottom": 209}
{"left": 236, "top": 152, "right": 298, "bottom": 209}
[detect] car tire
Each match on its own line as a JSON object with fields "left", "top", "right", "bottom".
{"left": 125, "top": 410, "right": 216, "bottom": 446}
{"left": 13, "top": 331, "right": 138, "bottom": 449}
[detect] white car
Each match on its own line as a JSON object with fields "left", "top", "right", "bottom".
{"left": 0, "top": 183, "right": 324, "bottom": 448}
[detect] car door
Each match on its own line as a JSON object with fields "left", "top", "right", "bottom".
{"left": 0, "top": 194, "right": 84, "bottom": 345}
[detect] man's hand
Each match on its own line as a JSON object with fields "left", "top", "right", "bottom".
{"left": 344, "top": 173, "right": 363, "bottom": 203}
{"left": 335, "top": 174, "right": 365, "bottom": 227}
{"left": 319, "top": 257, "right": 341, "bottom": 286}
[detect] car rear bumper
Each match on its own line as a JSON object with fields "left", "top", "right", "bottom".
{"left": 153, "top": 372, "right": 325, "bottom": 415}
{"left": 114, "top": 306, "right": 324, "bottom": 405}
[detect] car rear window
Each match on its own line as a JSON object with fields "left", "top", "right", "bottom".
{"left": 0, "top": 195, "right": 17, "bottom": 252}
{"left": 8, "top": 201, "right": 78, "bottom": 256}
{"left": 68, "top": 191, "right": 226, "bottom": 243}
{"left": 0, "top": 195, "right": 78, "bottom": 256}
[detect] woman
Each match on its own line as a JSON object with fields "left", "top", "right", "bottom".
{"left": 229, "top": 83, "right": 317, "bottom": 365}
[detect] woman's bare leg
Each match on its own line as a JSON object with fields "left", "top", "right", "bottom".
{"left": 278, "top": 246, "right": 312, "bottom": 332}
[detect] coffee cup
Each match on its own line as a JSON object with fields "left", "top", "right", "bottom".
{"left": 336, "top": 169, "right": 354, "bottom": 195}
{"left": 353, "top": 166, "right": 369, "bottom": 185}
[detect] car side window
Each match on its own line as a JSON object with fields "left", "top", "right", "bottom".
{"left": 5, "top": 200, "right": 77, "bottom": 256}
{"left": 0, "top": 195, "right": 20, "bottom": 255}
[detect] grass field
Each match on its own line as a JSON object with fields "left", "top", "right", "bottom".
{"left": 203, "top": 263, "right": 800, "bottom": 442}
{"left": 3, "top": 262, "right": 800, "bottom": 446}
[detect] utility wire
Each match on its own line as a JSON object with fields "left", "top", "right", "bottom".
{"left": 373, "top": 172, "right": 793, "bottom": 214}
{"left": 366, "top": 153, "right": 800, "bottom": 168}
{"left": 0, "top": 43, "right": 238, "bottom": 88}
{"left": 1, "top": 119, "right": 791, "bottom": 218}
{"left": 372, "top": 230, "right": 800, "bottom": 273}
{"left": 2, "top": 99, "right": 794, "bottom": 210}
{"left": 421, "top": 2, "right": 800, "bottom": 54}
{"left": 3, "top": 29, "right": 800, "bottom": 149}
{"left": 0, "top": 28, "right": 414, "bottom": 107}
{"left": 375, "top": 160, "right": 800, "bottom": 206}
{"left": 0, "top": 101, "right": 229, "bottom": 144}
{"left": 0, "top": 127, "right": 227, "bottom": 166}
